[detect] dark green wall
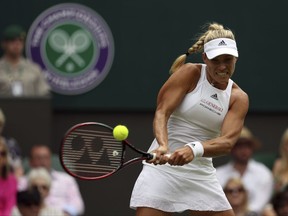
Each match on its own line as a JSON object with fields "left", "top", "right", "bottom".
{"left": 1, "top": 0, "right": 288, "bottom": 111}
{"left": 2, "top": 2, "right": 288, "bottom": 216}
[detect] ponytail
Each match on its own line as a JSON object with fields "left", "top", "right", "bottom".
{"left": 169, "top": 22, "right": 232, "bottom": 74}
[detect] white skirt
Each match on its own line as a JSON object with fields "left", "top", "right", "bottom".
{"left": 130, "top": 165, "right": 231, "bottom": 212}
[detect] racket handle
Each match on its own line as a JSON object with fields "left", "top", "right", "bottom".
{"left": 150, "top": 153, "right": 171, "bottom": 160}
{"left": 165, "top": 153, "right": 171, "bottom": 158}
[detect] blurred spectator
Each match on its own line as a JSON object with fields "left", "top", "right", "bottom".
{"left": 12, "top": 167, "right": 64, "bottom": 215}
{"left": 0, "top": 107, "right": 23, "bottom": 178}
{"left": 0, "top": 138, "right": 17, "bottom": 216}
{"left": 13, "top": 187, "right": 41, "bottom": 216}
{"left": 272, "top": 128, "right": 288, "bottom": 193}
{"left": 216, "top": 126, "right": 274, "bottom": 214}
{"left": 0, "top": 24, "right": 50, "bottom": 97}
{"left": 18, "top": 144, "right": 84, "bottom": 216}
{"left": 261, "top": 204, "right": 277, "bottom": 216}
{"left": 262, "top": 128, "right": 288, "bottom": 216}
{"left": 224, "top": 178, "right": 257, "bottom": 216}
{"left": 271, "top": 185, "right": 288, "bottom": 216}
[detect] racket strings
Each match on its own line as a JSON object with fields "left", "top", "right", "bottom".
{"left": 62, "top": 127, "right": 123, "bottom": 178}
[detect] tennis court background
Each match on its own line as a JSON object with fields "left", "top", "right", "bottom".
{"left": 0, "top": 0, "right": 287, "bottom": 112}
{"left": 1, "top": 0, "right": 288, "bottom": 215}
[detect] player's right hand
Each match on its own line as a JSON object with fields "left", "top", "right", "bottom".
{"left": 147, "top": 145, "right": 169, "bottom": 165}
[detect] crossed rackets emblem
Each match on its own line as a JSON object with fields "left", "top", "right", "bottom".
{"left": 49, "top": 29, "right": 91, "bottom": 68}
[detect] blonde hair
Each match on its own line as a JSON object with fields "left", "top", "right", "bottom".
{"left": 169, "top": 22, "right": 236, "bottom": 74}
{"left": 224, "top": 177, "right": 249, "bottom": 211}
{"left": 278, "top": 128, "right": 288, "bottom": 172}
{"left": 0, "top": 139, "right": 10, "bottom": 179}
{"left": 0, "top": 109, "right": 5, "bottom": 125}
{"left": 27, "top": 167, "right": 52, "bottom": 189}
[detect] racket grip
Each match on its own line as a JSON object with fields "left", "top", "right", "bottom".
{"left": 149, "top": 153, "right": 171, "bottom": 160}
{"left": 165, "top": 153, "right": 171, "bottom": 158}
{"left": 148, "top": 153, "right": 156, "bottom": 161}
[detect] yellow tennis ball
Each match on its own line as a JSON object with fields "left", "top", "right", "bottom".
{"left": 113, "top": 125, "right": 129, "bottom": 141}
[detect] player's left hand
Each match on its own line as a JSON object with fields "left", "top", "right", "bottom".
{"left": 168, "top": 146, "right": 194, "bottom": 166}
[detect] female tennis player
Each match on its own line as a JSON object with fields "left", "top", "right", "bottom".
{"left": 130, "top": 22, "right": 249, "bottom": 216}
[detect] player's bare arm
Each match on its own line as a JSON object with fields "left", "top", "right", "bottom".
{"left": 201, "top": 85, "right": 249, "bottom": 157}
{"left": 167, "top": 84, "right": 249, "bottom": 165}
{"left": 151, "top": 63, "right": 201, "bottom": 160}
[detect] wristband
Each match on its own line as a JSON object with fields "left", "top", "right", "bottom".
{"left": 185, "top": 141, "right": 204, "bottom": 158}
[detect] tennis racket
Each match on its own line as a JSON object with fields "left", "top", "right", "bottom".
{"left": 60, "top": 122, "right": 158, "bottom": 180}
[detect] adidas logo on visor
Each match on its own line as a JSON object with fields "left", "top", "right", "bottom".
{"left": 218, "top": 40, "right": 227, "bottom": 46}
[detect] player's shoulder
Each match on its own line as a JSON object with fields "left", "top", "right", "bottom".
{"left": 175, "top": 63, "right": 201, "bottom": 75}
{"left": 230, "top": 82, "right": 249, "bottom": 109}
{"left": 170, "top": 63, "right": 202, "bottom": 83}
{"left": 181, "top": 62, "right": 202, "bottom": 70}
{"left": 231, "top": 82, "right": 248, "bottom": 99}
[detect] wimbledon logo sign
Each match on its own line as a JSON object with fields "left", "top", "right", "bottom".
{"left": 26, "top": 3, "right": 114, "bottom": 95}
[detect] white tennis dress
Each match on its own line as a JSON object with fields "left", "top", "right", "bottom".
{"left": 130, "top": 64, "right": 233, "bottom": 212}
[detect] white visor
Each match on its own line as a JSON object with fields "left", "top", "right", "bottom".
{"left": 204, "top": 38, "right": 238, "bottom": 59}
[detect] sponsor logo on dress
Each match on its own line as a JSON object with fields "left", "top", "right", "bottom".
{"left": 210, "top": 93, "right": 218, "bottom": 100}
{"left": 25, "top": 3, "right": 114, "bottom": 95}
{"left": 200, "top": 98, "right": 223, "bottom": 116}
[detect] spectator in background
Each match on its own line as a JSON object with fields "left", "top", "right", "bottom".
{"left": 0, "top": 138, "right": 17, "bottom": 216}
{"left": 216, "top": 126, "right": 274, "bottom": 214}
{"left": 12, "top": 167, "right": 64, "bottom": 216}
{"left": 18, "top": 144, "right": 84, "bottom": 216}
{"left": 0, "top": 24, "right": 50, "bottom": 97}
{"left": 272, "top": 128, "right": 288, "bottom": 193}
{"left": 271, "top": 185, "right": 288, "bottom": 216}
{"left": 262, "top": 128, "right": 288, "bottom": 216}
{"left": 262, "top": 204, "right": 277, "bottom": 216}
{"left": 0, "top": 107, "right": 23, "bottom": 178}
{"left": 224, "top": 178, "right": 257, "bottom": 216}
{"left": 13, "top": 187, "right": 42, "bottom": 216}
